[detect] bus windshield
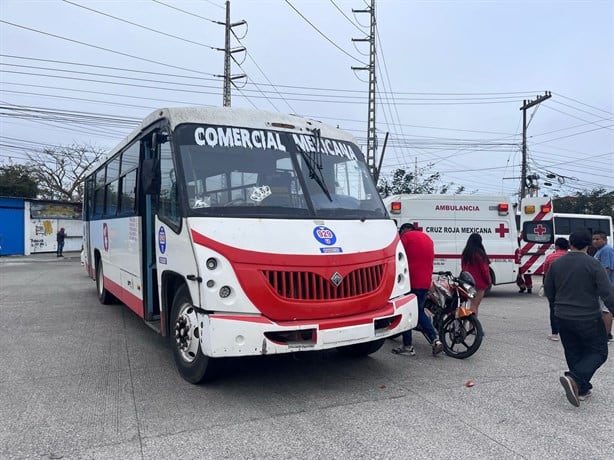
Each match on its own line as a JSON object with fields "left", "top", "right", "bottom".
{"left": 174, "top": 123, "right": 386, "bottom": 219}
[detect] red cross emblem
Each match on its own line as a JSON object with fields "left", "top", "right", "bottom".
{"left": 412, "top": 221, "right": 423, "bottom": 231}
{"left": 495, "top": 223, "right": 509, "bottom": 238}
{"left": 533, "top": 224, "right": 547, "bottom": 236}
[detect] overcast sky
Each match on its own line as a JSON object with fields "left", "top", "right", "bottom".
{"left": 1, "top": 0, "right": 613, "bottom": 199}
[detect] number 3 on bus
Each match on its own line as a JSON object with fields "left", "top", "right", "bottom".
{"left": 82, "top": 106, "right": 418, "bottom": 383}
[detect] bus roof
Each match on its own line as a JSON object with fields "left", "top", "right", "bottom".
{"left": 101, "top": 106, "right": 359, "bottom": 168}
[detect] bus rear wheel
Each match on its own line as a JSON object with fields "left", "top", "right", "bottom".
{"left": 95, "top": 259, "right": 116, "bottom": 305}
{"left": 171, "top": 285, "right": 218, "bottom": 384}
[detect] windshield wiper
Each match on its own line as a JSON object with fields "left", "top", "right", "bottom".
{"left": 302, "top": 128, "right": 333, "bottom": 202}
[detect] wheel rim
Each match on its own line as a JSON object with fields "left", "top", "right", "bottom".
{"left": 174, "top": 302, "right": 200, "bottom": 363}
{"left": 442, "top": 317, "right": 477, "bottom": 355}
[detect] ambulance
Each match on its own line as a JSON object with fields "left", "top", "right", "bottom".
{"left": 383, "top": 194, "right": 520, "bottom": 289}
{"left": 517, "top": 197, "right": 556, "bottom": 280}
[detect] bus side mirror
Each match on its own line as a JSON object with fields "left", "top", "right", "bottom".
{"left": 141, "top": 158, "right": 160, "bottom": 195}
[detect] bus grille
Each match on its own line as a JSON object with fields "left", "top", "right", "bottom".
{"left": 263, "top": 264, "right": 385, "bottom": 300}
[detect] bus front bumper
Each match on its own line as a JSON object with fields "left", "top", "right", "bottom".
{"left": 199, "top": 293, "right": 418, "bottom": 357}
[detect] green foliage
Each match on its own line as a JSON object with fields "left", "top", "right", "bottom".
{"left": 553, "top": 188, "right": 614, "bottom": 220}
{"left": 0, "top": 164, "right": 39, "bottom": 198}
{"left": 377, "top": 163, "right": 465, "bottom": 196}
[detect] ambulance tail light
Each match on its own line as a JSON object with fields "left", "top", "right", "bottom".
{"left": 390, "top": 201, "right": 401, "bottom": 214}
{"left": 498, "top": 203, "right": 509, "bottom": 216}
{"left": 541, "top": 204, "right": 552, "bottom": 213}
{"left": 524, "top": 205, "right": 536, "bottom": 214}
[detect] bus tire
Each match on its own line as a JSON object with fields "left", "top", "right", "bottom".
{"left": 96, "top": 258, "right": 116, "bottom": 305}
{"left": 336, "top": 338, "right": 385, "bottom": 357}
{"left": 171, "top": 285, "right": 218, "bottom": 384}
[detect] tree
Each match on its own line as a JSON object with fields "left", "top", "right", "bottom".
{"left": 0, "top": 164, "right": 39, "bottom": 198}
{"left": 26, "top": 144, "right": 107, "bottom": 201}
{"left": 553, "top": 187, "right": 614, "bottom": 220}
{"left": 377, "top": 163, "right": 466, "bottom": 196}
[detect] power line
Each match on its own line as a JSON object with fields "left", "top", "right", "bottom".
{"left": 62, "top": 0, "right": 219, "bottom": 50}
{"left": 284, "top": 0, "right": 367, "bottom": 65}
{"left": 0, "top": 20, "right": 217, "bottom": 77}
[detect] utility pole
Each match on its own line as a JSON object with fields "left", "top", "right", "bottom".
{"left": 215, "top": 1, "right": 246, "bottom": 107}
{"left": 351, "top": 0, "right": 377, "bottom": 178}
{"left": 520, "top": 91, "right": 551, "bottom": 199}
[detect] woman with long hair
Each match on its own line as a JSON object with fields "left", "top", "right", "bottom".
{"left": 461, "top": 233, "right": 491, "bottom": 316}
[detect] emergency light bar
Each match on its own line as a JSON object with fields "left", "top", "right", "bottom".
{"left": 390, "top": 202, "right": 401, "bottom": 214}
{"left": 523, "top": 204, "right": 552, "bottom": 214}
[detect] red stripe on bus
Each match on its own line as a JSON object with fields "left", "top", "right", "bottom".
{"left": 191, "top": 229, "right": 398, "bottom": 265}
{"left": 104, "top": 276, "right": 144, "bottom": 318}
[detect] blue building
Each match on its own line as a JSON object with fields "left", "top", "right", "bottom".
{"left": 0, "top": 197, "right": 82, "bottom": 256}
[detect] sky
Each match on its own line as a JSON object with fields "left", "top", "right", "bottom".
{"left": 1, "top": 0, "right": 613, "bottom": 201}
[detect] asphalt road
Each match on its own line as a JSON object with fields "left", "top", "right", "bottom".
{"left": 1, "top": 253, "right": 612, "bottom": 460}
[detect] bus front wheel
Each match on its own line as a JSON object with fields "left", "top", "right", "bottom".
{"left": 171, "top": 285, "right": 218, "bottom": 384}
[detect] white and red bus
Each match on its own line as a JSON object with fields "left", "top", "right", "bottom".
{"left": 83, "top": 106, "right": 418, "bottom": 383}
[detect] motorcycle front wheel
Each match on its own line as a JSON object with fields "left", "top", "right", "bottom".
{"left": 439, "top": 314, "right": 483, "bottom": 359}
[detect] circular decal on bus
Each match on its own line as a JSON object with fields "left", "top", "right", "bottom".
{"left": 158, "top": 226, "right": 166, "bottom": 254}
{"left": 102, "top": 223, "right": 109, "bottom": 252}
{"left": 313, "top": 225, "right": 336, "bottom": 246}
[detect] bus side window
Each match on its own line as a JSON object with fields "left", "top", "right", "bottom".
{"left": 158, "top": 142, "right": 180, "bottom": 229}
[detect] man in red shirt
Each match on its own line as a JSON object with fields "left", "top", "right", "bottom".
{"left": 392, "top": 223, "right": 443, "bottom": 356}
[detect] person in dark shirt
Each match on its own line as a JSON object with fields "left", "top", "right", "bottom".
{"left": 56, "top": 228, "right": 66, "bottom": 257}
{"left": 544, "top": 229, "right": 614, "bottom": 407}
{"left": 542, "top": 237, "right": 570, "bottom": 341}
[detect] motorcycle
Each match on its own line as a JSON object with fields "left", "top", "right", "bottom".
{"left": 417, "top": 271, "right": 484, "bottom": 359}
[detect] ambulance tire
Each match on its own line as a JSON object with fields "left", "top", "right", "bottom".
{"left": 96, "top": 258, "right": 117, "bottom": 305}
{"left": 171, "top": 285, "right": 219, "bottom": 384}
{"left": 485, "top": 269, "right": 495, "bottom": 296}
{"left": 336, "top": 338, "right": 385, "bottom": 357}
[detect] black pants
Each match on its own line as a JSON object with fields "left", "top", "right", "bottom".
{"left": 548, "top": 301, "right": 559, "bottom": 335}
{"left": 557, "top": 316, "right": 608, "bottom": 395}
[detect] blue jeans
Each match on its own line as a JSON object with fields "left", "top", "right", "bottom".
{"left": 57, "top": 241, "right": 64, "bottom": 256}
{"left": 402, "top": 288, "right": 438, "bottom": 347}
{"left": 558, "top": 316, "right": 608, "bottom": 395}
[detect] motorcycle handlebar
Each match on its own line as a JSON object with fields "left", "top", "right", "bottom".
{"left": 433, "top": 271, "right": 453, "bottom": 276}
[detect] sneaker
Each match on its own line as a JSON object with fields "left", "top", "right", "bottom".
{"left": 548, "top": 334, "right": 559, "bottom": 341}
{"left": 578, "top": 390, "right": 592, "bottom": 401}
{"left": 527, "top": 288, "right": 532, "bottom": 294}
{"left": 608, "top": 334, "right": 613, "bottom": 343}
{"left": 391, "top": 346, "right": 416, "bottom": 356}
{"left": 432, "top": 339, "right": 443, "bottom": 355}
{"left": 559, "top": 375, "right": 580, "bottom": 407}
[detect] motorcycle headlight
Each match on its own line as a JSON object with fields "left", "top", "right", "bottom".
{"left": 464, "top": 284, "right": 477, "bottom": 298}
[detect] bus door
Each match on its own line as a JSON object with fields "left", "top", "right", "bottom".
{"left": 140, "top": 134, "right": 160, "bottom": 321}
